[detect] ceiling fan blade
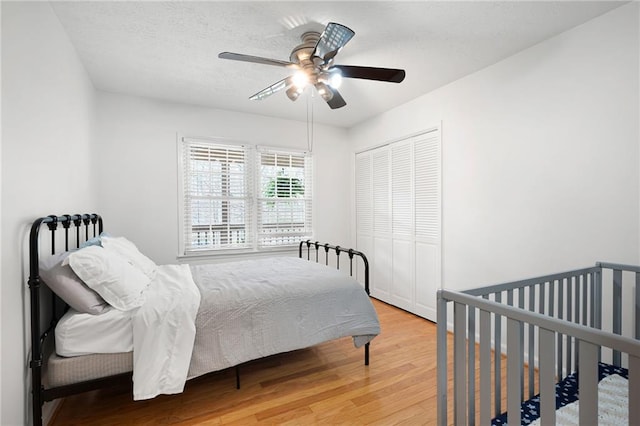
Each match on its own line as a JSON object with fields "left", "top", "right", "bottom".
{"left": 218, "top": 52, "right": 299, "bottom": 69}
{"left": 249, "top": 77, "right": 292, "bottom": 101}
{"left": 324, "top": 86, "right": 347, "bottom": 109}
{"left": 312, "top": 22, "right": 355, "bottom": 64}
{"left": 333, "top": 65, "right": 406, "bottom": 83}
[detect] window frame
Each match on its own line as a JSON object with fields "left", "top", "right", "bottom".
{"left": 177, "top": 135, "right": 313, "bottom": 258}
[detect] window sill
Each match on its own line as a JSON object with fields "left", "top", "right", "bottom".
{"left": 176, "top": 246, "right": 300, "bottom": 264}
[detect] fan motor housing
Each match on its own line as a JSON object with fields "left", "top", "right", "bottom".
{"left": 290, "top": 31, "right": 322, "bottom": 69}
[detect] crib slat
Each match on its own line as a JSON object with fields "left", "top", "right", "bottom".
{"left": 454, "top": 302, "right": 467, "bottom": 425}
{"left": 557, "top": 279, "right": 564, "bottom": 379}
{"left": 507, "top": 319, "right": 522, "bottom": 426}
{"left": 630, "top": 355, "right": 640, "bottom": 425}
{"left": 575, "top": 276, "right": 581, "bottom": 370}
{"left": 494, "top": 292, "right": 502, "bottom": 417}
{"left": 528, "top": 286, "right": 535, "bottom": 399}
{"left": 613, "top": 269, "right": 622, "bottom": 365}
{"left": 636, "top": 273, "right": 640, "bottom": 340}
{"left": 548, "top": 280, "right": 555, "bottom": 319}
{"left": 578, "top": 340, "right": 598, "bottom": 426}
{"left": 539, "top": 328, "right": 556, "bottom": 425}
{"left": 566, "top": 277, "right": 573, "bottom": 374}
{"left": 575, "top": 275, "right": 581, "bottom": 326}
{"left": 589, "top": 272, "right": 595, "bottom": 328}
{"left": 467, "top": 306, "right": 476, "bottom": 425}
{"left": 581, "top": 274, "right": 588, "bottom": 326}
{"left": 479, "top": 308, "right": 491, "bottom": 426}
{"left": 594, "top": 269, "right": 602, "bottom": 330}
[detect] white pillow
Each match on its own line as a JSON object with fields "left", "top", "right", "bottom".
{"left": 39, "top": 251, "right": 109, "bottom": 315}
{"left": 101, "top": 236, "right": 157, "bottom": 279}
{"left": 65, "top": 245, "right": 150, "bottom": 311}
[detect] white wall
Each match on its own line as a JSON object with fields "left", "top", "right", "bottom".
{"left": 349, "top": 3, "right": 639, "bottom": 291}
{"left": 1, "top": 2, "right": 97, "bottom": 425}
{"left": 1, "top": 1, "right": 638, "bottom": 424}
{"left": 94, "top": 93, "right": 351, "bottom": 265}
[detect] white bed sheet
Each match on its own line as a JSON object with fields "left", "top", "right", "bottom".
{"left": 55, "top": 307, "right": 133, "bottom": 357}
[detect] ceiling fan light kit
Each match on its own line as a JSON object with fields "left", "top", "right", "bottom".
{"left": 219, "top": 22, "right": 406, "bottom": 109}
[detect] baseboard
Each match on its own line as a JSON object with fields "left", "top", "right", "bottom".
{"left": 42, "top": 399, "right": 63, "bottom": 426}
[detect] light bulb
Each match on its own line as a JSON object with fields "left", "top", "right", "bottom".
{"left": 328, "top": 69, "right": 343, "bottom": 89}
{"left": 286, "top": 85, "right": 301, "bottom": 101}
{"left": 315, "top": 82, "right": 333, "bottom": 101}
{"left": 292, "top": 71, "right": 309, "bottom": 89}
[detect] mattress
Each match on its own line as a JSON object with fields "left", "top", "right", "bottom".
{"left": 491, "top": 362, "right": 629, "bottom": 425}
{"left": 55, "top": 306, "right": 133, "bottom": 357}
{"left": 51, "top": 256, "right": 380, "bottom": 386}
{"left": 46, "top": 352, "right": 132, "bottom": 388}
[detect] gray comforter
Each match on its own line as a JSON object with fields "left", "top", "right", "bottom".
{"left": 187, "top": 256, "right": 380, "bottom": 379}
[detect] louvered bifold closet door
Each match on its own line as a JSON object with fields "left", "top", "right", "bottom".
{"left": 354, "top": 126, "right": 441, "bottom": 319}
{"left": 413, "top": 129, "right": 441, "bottom": 321}
{"left": 371, "top": 147, "right": 392, "bottom": 299}
{"left": 391, "top": 141, "right": 415, "bottom": 311}
{"left": 355, "top": 152, "right": 374, "bottom": 288}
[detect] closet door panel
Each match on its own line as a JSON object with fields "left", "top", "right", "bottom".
{"left": 415, "top": 241, "right": 439, "bottom": 321}
{"left": 391, "top": 141, "right": 413, "bottom": 237}
{"left": 355, "top": 235, "right": 373, "bottom": 290}
{"left": 371, "top": 147, "right": 391, "bottom": 299}
{"left": 372, "top": 237, "right": 392, "bottom": 298}
{"left": 355, "top": 152, "right": 373, "bottom": 287}
{"left": 372, "top": 147, "right": 390, "bottom": 236}
{"left": 392, "top": 239, "right": 413, "bottom": 310}
{"left": 413, "top": 130, "right": 441, "bottom": 321}
{"left": 390, "top": 141, "right": 414, "bottom": 309}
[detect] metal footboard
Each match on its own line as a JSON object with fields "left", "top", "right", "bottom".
{"left": 298, "top": 240, "right": 371, "bottom": 365}
{"left": 437, "top": 262, "right": 640, "bottom": 426}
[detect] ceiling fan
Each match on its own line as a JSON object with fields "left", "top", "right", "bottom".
{"left": 218, "top": 22, "right": 406, "bottom": 109}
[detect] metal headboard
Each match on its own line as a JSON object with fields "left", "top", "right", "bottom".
{"left": 28, "top": 213, "right": 102, "bottom": 426}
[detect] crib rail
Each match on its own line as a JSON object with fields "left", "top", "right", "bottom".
{"left": 437, "top": 262, "right": 640, "bottom": 426}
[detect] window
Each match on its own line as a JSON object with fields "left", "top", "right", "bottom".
{"left": 179, "top": 137, "right": 313, "bottom": 255}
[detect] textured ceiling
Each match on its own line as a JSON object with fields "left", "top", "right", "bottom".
{"left": 51, "top": 1, "right": 625, "bottom": 128}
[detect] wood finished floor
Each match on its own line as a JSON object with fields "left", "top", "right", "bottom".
{"left": 51, "top": 299, "right": 451, "bottom": 425}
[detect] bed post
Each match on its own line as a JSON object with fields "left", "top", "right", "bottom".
{"left": 28, "top": 217, "right": 48, "bottom": 426}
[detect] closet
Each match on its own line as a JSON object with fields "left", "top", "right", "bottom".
{"left": 355, "top": 127, "right": 441, "bottom": 321}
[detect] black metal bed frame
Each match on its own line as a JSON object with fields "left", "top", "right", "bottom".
{"left": 28, "top": 215, "right": 373, "bottom": 426}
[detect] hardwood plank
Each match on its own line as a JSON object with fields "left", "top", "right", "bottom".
{"left": 51, "top": 300, "right": 451, "bottom": 425}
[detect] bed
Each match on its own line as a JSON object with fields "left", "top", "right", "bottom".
{"left": 436, "top": 263, "right": 640, "bottom": 425}
{"left": 28, "top": 214, "right": 379, "bottom": 426}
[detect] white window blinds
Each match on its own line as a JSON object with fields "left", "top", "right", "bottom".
{"left": 257, "top": 148, "right": 313, "bottom": 248}
{"left": 180, "top": 138, "right": 312, "bottom": 254}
